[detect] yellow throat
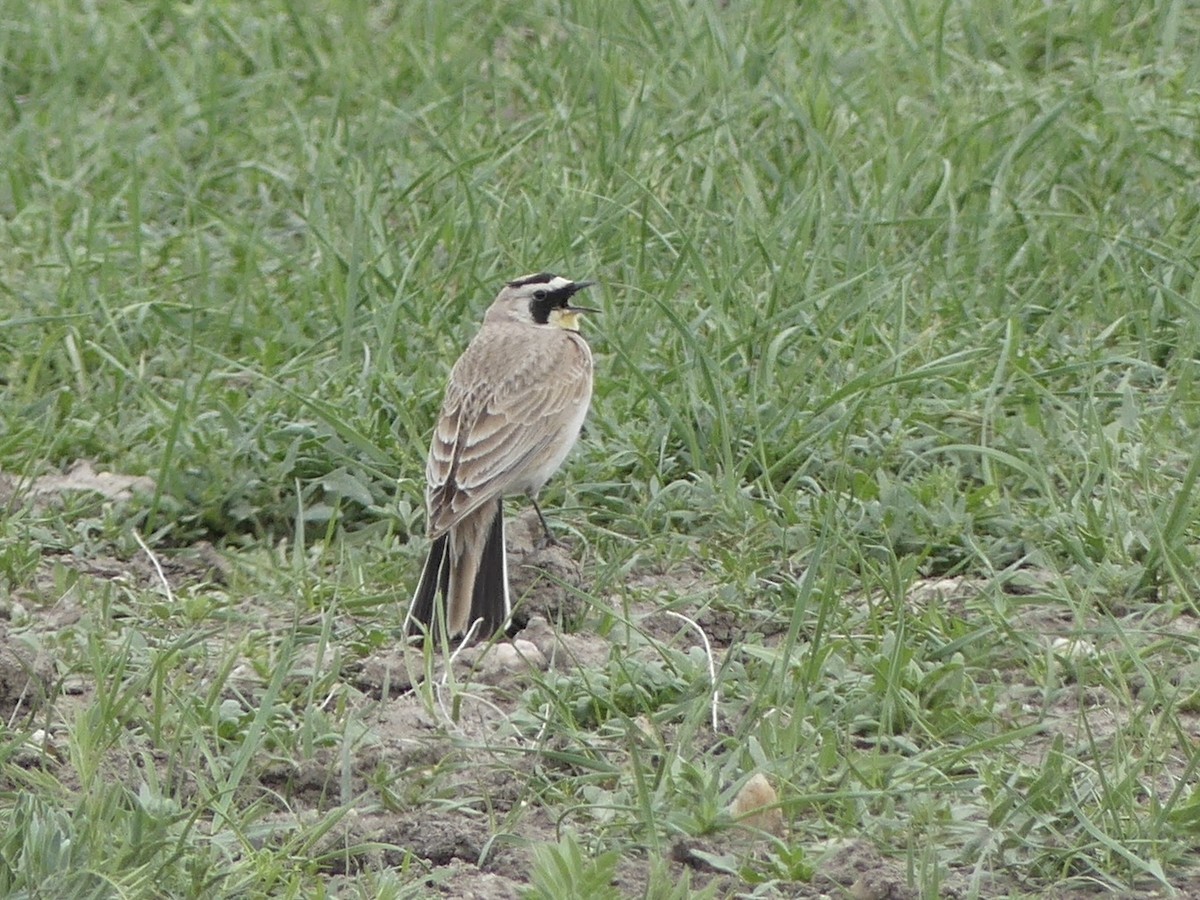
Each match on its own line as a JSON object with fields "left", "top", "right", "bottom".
{"left": 550, "top": 308, "right": 582, "bottom": 331}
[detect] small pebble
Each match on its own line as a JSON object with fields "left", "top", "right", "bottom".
{"left": 729, "top": 772, "right": 783, "bottom": 836}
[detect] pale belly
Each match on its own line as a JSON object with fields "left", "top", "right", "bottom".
{"left": 510, "top": 396, "right": 590, "bottom": 495}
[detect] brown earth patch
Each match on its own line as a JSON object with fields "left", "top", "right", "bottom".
{"left": 5, "top": 487, "right": 1197, "bottom": 897}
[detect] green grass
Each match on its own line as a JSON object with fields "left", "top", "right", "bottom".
{"left": 3, "top": 0, "right": 1200, "bottom": 896}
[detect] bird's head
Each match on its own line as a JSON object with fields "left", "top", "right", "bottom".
{"left": 487, "top": 272, "right": 597, "bottom": 331}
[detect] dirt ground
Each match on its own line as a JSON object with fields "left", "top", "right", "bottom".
{"left": 3, "top": 468, "right": 1197, "bottom": 897}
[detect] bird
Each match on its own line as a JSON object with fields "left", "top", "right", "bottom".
{"left": 404, "top": 272, "right": 597, "bottom": 641}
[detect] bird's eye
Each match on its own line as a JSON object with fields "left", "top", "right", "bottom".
{"left": 533, "top": 289, "right": 547, "bottom": 300}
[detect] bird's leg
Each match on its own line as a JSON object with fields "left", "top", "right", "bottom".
{"left": 528, "top": 495, "right": 559, "bottom": 547}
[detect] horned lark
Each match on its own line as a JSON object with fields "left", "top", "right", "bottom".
{"left": 405, "top": 273, "right": 597, "bottom": 640}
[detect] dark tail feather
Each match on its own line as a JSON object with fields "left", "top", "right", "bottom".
{"left": 406, "top": 533, "right": 450, "bottom": 637}
{"left": 470, "top": 499, "right": 511, "bottom": 638}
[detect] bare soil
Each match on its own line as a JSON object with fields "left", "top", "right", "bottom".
{"left": 3, "top": 474, "right": 1196, "bottom": 897}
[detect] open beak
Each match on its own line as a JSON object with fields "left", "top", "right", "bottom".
{"left": 564, "top": 280, "right": 599, "bottom": 313}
